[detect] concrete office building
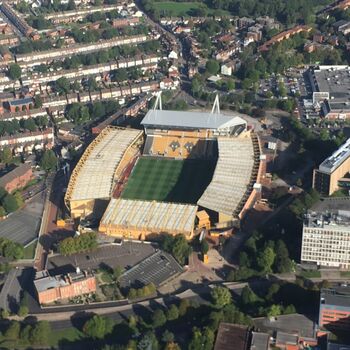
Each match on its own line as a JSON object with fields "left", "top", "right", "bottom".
{"left": 319, "top": 287, "right": 350, "bottom": 331}
{"left": 313, "top": 138, "right": 350, "bottom": 195}
{"left": 301, "top": 197, "right": 350, "bottom": 268}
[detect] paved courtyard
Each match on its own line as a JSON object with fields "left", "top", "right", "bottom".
{"left": 119, "top": 250, "right": 183, "bottom": 288}
{"left": 47, "top": 242, "right": 157, "bottom": 275}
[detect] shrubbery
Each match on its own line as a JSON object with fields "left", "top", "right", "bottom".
{"left": 58, "top": 232, "right": 97, "bottom": 256}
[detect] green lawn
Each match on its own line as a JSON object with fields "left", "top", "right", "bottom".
{"left": 121, "top": 157, "right": 215, "bottom": 204}
{"left": 23, "top": 240, "right": 37, "bottom": 259}
{"left": 298, "top": 270, "right": 321, "bottom": 279}
{"left": 152, "top": 1, "right": 229, "bottom": 17}
{"left": 340, "top": 271, "right": 350, "bottom": 278}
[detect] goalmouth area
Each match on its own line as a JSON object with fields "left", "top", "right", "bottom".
{"left": 121, "top": 156, "right": 216, "bottom": 204}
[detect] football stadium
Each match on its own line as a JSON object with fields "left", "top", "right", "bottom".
{"left": 65, "top": 94, "right": 264, "bottom": 240}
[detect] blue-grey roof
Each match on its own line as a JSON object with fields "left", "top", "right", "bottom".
{"left": 9, "top": 97, "right": 33, "bottom": 106}
{"left": 141, "top": 109, "right": 246, "bottom": 130}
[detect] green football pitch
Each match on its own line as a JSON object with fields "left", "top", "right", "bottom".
{"left": 121, "top": 157, "right": 216, "bottom": 204}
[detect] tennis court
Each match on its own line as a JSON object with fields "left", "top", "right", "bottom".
{"left": 121, "top": 156, "right": 216, "bottom": 204}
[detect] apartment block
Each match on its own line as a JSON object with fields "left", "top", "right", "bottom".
{"left": 301, "top": 197, "right": 350, "bottom": 268}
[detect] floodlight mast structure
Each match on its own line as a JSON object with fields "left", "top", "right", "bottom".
{"left": 153, "top": 91, "right": 162, "bottom": 110}
{"left": 211, "top": 94, "right": 220, "bottom": 114}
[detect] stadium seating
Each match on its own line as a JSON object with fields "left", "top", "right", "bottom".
{"left": 198, "top": 136, "right": 255, "bottom": 217}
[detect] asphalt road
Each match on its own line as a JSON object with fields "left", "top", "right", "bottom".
{"left": 32, "top": 282, "right": 249, "bottom": 331}
{"left": 0, "top": 191, "right": 45, "bottom": 245}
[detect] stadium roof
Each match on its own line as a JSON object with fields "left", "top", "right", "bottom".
{"left": 198, "top": 136, "right": 255, "bottom": 217}
{"left": 141, "top": 109, "right": 247, "bottom": 131}
{"left": 100, "top": 198, "right": 197, "bottom": 236}
{"left": 67, "top": 127, "right": 142, "bottom": 202}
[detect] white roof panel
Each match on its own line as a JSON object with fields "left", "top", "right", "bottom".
{"left": 141, "top": 109, "right": 246, "bottom": 130}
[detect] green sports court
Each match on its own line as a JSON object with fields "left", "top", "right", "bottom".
{"left": 121, "top": 156, "right": 216, "bottom": 204}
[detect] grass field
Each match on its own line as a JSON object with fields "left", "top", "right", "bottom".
{"left": 121, "top": 157, "right": 215, "bottom": 204}
{"left": 152, "top": 1, "right": 229, "bottom": 17}
{"left": 23, "top": 240, "right": 37, "bottom": 259}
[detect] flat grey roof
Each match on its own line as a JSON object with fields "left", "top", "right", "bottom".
{"left": 310, "top": 197, "right": 350, "bottom": 214}
{"left": 321, "top": 287, "right": 350, "bottom": 308}
{"left": 141, "top": 109, "right": 246, "bottom": 130}
{"left": 250, "top": 332, "right": 269, "bottom": 350}
{"left": 312, "top": 66, "right": 350, "bottom": 111}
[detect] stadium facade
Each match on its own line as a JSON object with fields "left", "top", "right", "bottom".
{"left": 65, "top": 94, "right": 264, "bottom": 240}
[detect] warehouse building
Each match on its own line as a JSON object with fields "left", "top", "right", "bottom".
{"left": 309, "top": 65, "right": 350, "bottom": 120}
{"left": 313, "top": 138, "right": 350, "bottom": 195}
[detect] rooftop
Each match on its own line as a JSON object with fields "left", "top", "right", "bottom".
{"left": 0, "top": 163, "right": 32, "bottom": 188}
{"left": 321, "top": 287, "right": 350, "bottom": 308}
{"left": 99, "top": 198, "right": 198, "bottom": 236}
{"left": 8, "top": 97, "right": 33, "bottom": 106}
{"left": 214, "top": 323, "right": 249, "bottom": 350}
{"left": 141, "top": 109, "right": 246, "bottom": 132}
{"left": 198, "top": 135, "right": 256, "bottom": 217}
{"left": 250, "top": 332, "right": 269, "bottom": 350}
{"left": 66, "top": 127, "right": 142, "bottom": 202}
{"left": 312, "top": 66, "right": 350, "bottom": 112}
{"left": 318, "top": 138, "right": 350, "bottom": 174}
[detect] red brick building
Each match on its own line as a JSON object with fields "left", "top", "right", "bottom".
{"left": 0, "top": 163, "right": 33, "bottom": 193}
{"left": 319, "top": 287, "right": 350, "bottom": 331}
{"left": 34, "top": 270, "right": 97, "bottom": 305}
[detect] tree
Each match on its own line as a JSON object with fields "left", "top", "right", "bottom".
{"left": 162, "top": 330, "right": 174, "bottom": 343}
{"left": 0, "top": 147, "right": 13, "bottom": 164}
{"left": 257, "top": 246, "right": 276, "bottom": 273}
{"left": 138, "top": 331, "right": 159, "bottom": 350}
{"left": 4, "top": 321, "right": 20, "bottom": 340}
{"left": 205, "top": 59, "right": 220, "bottom": 75}
{"left": 114, "top": 68, "right": 128, "bottom": 82}
{"left": 274, "top": 240, "right": 292, "bottom": 273}
{"left": 200, "top": 239, "right": 209, "bottom": 255}
{"left": 267, "top": 304, "right": 281, "bottom": 317}
{"left": 83, "top": 315, "right": 113, "bottom": 339}
{"left": 3, "top": 194, "right": 19, "bottom": 213}
{"left": 18, "top": 305, "right": 29, "bottom": 317}
{"left": 152, "top": 309, "right": 166, "bottom": 328}
{"left": 225, "top": 78, "right": 235, "bottom": 91}
{"left": 0, "top": 206, "right": 5, "bottom": 217}
{"left": 34, "top": 95, "right": 43, "bottom": 108}
{"left": 30, "top": 321, "right": 51, "bottom": 346}
{"left": 241, "top": 286, "right": 259, "bottom": 306}
{"left": 171, "top": 234, "right": 191, "bottom": 265}
{"left": 266, "top": 283, "right": 280, "bottom": 301}
{"left": 55, "top": 77, "right": 70, "bottom": 95}
{"left": 166, "top": 304, "right": 179, "bottom": 321}
{"left": 112, "top": 266, "right": 123, "bottom": 282}
{"left": 40, "top": 150, "right": 57, "bottom": 172}
{"left": 8, "top": 64, "right": 21, "bottom": 81}
{"left": 178, "top": 299, "right": 190, "bottom": 316}
{"left": 211, "top": 286, "right": 232, "bottom": 308}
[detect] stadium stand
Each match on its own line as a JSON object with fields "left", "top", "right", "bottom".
{"left": 99, "top": 198, "right": 198, "bottom": 239}
{"left": 198, "top": 134, "right": 259, "bottom": 226}
{"left": 65, "top": 127, "right": 143, "bottom": 218}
